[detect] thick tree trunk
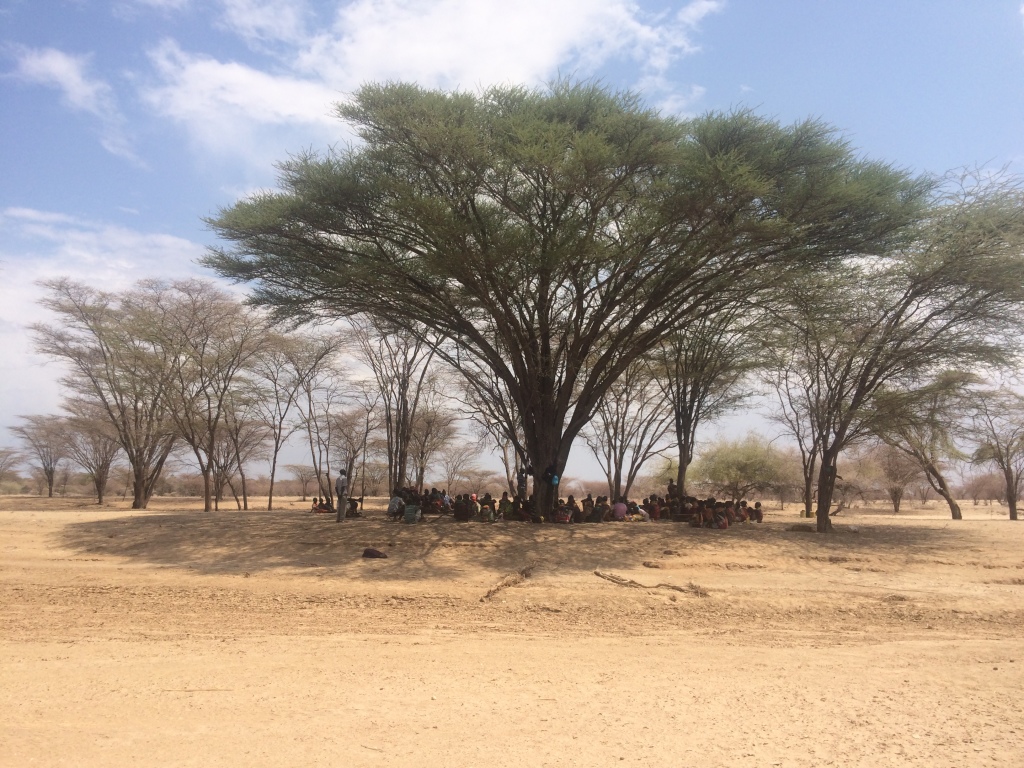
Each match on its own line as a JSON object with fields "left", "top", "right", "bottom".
{"left": 927, "top": 469, "right": 962, "bottom": 520}
{"left": 814, "top": 452, "right": 838, "bottom": 533}
{"left": 202, "top": 468, "right": 213, "bottom": 512}
{"left": 132, "top": 465, "right": 148, "bottom": 509}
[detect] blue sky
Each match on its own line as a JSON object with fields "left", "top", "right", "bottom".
{"left": 2, "top": 0, "right": 1024, "bottom": 480}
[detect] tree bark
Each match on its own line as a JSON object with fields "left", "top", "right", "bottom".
{"left": 814, "top": 451, "right": 838, "bottom": 532}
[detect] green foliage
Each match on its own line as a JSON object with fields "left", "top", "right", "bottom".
{"left": 205, "top": 80, "right": 930, "bottom": 507}
{"left": 691, "top": 434, "right": 783, "bottom": 501}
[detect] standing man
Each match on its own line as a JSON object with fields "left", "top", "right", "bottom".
{"left": 335, "top": 468, "right": 348, "bottom": 523}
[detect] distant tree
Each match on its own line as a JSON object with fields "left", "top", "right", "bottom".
{"left": 872, "top": 371, "right": 975, "bottom": 519}
{"left": 0, "top": 448, "right": 22, "bottom": 490}
{"left": 691, "top": 434, "right": 782, "bottom": 502}
{"left": 10, "top": 415, "right": 67, "bottom": 498}
{"left": 158, "top": 280, "right": 267, "bottom": 512}
{"left": 206, "top": 81, "right": 928, "bottom": 517}
{"left": 871, "top": 442, "right": 924, "bottom": 514}
{"left": 407, "top": 377, "right": 459, "bottom": 493}
{"left": 32, "top": 279, "right": 179, "bottom": 509}
{"left": 286, "top": 464, "right": 317, "bottom": 501}
{"left": 652, "top": 307, "right": 757, "bottom": 494}
{"left": 764, "top": 175, "right": 1024, "bottom": 531}
{"left": 247, "top": 331, "right": 341, "bottom": 510}
{"left": 63, "top": 407, "right": 123, "bottom": 504}
{"left": 440, "top": 443, "right": 479, "bottom": 497}
{"left": 968, "top": 387, "right": 1024, "bottom": 520}
{"left": 583, "top": 357, "right": 672, "bottom": 501}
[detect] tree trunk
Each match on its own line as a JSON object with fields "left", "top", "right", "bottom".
{"left": 814, "top": 451, "right": 838, "bottom": 532}
{"left": 202, "top": 467, "right": 213, "bottom": 512}
{"left": 1006, "top": 469, "right": 1019, "bottom": 520}
{"left": 926, "top": 468, "right": 962, "bottom": 520}
{"left": 132, "top": 465, "right": 148, "bottom": 509}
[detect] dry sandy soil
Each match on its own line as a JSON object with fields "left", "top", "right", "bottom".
{"left": 2, "top": 495, "right": 1023, "bottom": 767}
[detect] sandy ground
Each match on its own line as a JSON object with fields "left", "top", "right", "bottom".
{"left": 2, "top": 496, "right": 1023, "bottom": 767}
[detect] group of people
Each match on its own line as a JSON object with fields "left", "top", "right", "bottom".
{"left": 381, "top": 483, "right": 764, "bottom": 527}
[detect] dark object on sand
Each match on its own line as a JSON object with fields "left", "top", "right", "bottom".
{"left": 362, "top": 548, "right": 388, "bottom": 558}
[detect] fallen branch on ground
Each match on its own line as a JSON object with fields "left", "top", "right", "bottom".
{"left": 593, "top": 570, "right": 709, "bottom": 597}
{"left": 481, "top": 564, "right": 536, "bottom": 601}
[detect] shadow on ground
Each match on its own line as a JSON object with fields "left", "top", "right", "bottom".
{"left": 56, "top": 509, "right": 989, "bottom": 581}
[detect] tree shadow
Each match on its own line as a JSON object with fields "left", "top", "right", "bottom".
{"left": 58, "top": 510, "right": 991, "bottom": 584}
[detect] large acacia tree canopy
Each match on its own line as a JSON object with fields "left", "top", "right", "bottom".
{"left": 205, "top": 81, "right": 929, "bottom": 487}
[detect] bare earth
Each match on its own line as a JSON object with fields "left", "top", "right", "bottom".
{"left": 2, "top": 496, "right": 1023, "bottom": 767}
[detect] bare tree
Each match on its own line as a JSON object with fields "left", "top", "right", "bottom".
{"left": 286, "top": 465, "right": 317, "bottom": 501}
{"left": 350, "top": 318, "right": 437, "bottom": 491}
{"left": 0, "top": 448, "right": 22, "bottom": 490}
{"left": 10, "top": 415, "right": 67, "bottom": 498}
{"left": 440, "top": 443, "right": 479, "bottom": 496}
{"left": 33, "top": 279, "right": 179, "bottom": 509}
{"left": 248, "top": 331, "right": 341, "bottom": 509}
{"left": 968, "top": 387, "right": 1024, "bottom": 520}
{"left": 872, "top": 443, "right": 924, "bottom": 514}
{"left": 63, "top": 407, "right": 123, "bottom": 504}
{"left": 583, "top": 358, "right": 673, "bottom": 500}
{"left": 220, "top": 390, "right": 272, "bottom": 510}
{"left": 159, "top": 280, "right": 267, "bottom": 512}
{"left": 652, "top": 308, "right": 756, "bottom": 494}
{"left": 408, "top": 376, "right": 459, "bottom": 492}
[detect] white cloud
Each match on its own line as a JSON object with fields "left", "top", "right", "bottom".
{"left": 11, "top": 47, "right": 139, "bottom": 162}
{"left": 141, "top": 0, "right": 723, "bottom": 161}
{"left": 219, "top": 0, "right": 309, "bottom": 45}
{"left": 143, "top": 39, "right": 342, "bottom": 160}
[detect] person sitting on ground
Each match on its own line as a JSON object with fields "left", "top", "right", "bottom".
{"left": 387, "top": 490, "right": 405, "bottom": 520}
{"left": 453, "top": 494, "right": 471, "bottom": 522}
{"left": 751, "top": 501, "right": 764, "bottom": 523}
{"left": 310, "top": 496, "right": 320, "bottom": 513}
{"left": 611, "top": 497, "right": 629, "bottom": 521}
{"left": 582, "top": 493, "right": 594, "bottom": 520}
{"left": 346, "top": 497, "right": 361, "bottom": 518}
{"left": 565, "top": 495, "right": 582, "bottom": 523}
{"left": 498, "top": 491, "right": 512, "bottom": 520}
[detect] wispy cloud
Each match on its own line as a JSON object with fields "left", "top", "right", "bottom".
{"left": 142, "top": 0, "right": 723, "bottom": 160}
{"left": 10, "top": 47, "right": 140, "bottom": 162}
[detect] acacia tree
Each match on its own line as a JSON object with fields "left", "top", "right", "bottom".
{"left": 33, "top": 279, "right": 179, "bottom": 509}
{"left": 968, "top": 388, "right": 1024, "bottom": 520}
{"left": 10, "top": 415, "right": 66, "bottom": 498}
{"left": 206, "top": 81, "right": 929, "bottom": 515}
{"left": 159, "top": 280, "right": 267, "bottom": 512}
{"left": 691, "top": 434, "right": 781, "bottom": 502}
{"left": 0, "top": 447, "right": 21, "bottom": 489}
{"left": 63, "top": 406, "right": 123, "bottom": 504}
{"left": 765, "top": 177, "right": 1024, "bottom": 531}
{"left": 583, "top": 357, "right": 672, "bottom": 500}
{"left": 349, "top": 317, "right": 437, "bottom": 491}
{"left": 871, "top": 442, "right": 923, "bottom": 514}
{"left": 652, "top": 308, "right": 756, "bottom": 494}
{"left": 872, "top": 371, "right": 975, "bottom": 519}
{"left": 247, "top": 332, "right": 340, "bottom": 509}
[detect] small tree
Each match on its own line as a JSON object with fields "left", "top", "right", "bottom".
{"left": 0, "top": 448, "right": 22, "bottom": 490}
{"left": 691, "top": 434, "right": 781, "bottom": 502}
{"left": 872, "top": 443, "right": 924, "bottom": 514}
{"left": 968, "top": 388, "right": 1024, "bottom": 520}
{"left": 10, "top": 415, "right": 67, "bottom": 498}
{"left": 286, "top": 464, "right": 317, "bottom": 501}
{"left": 63, "top": 409, "right": 123, "bottom": 504}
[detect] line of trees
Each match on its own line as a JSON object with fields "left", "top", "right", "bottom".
{"left": 6, "top": 83, "right": 1024, "bottom": 530}
{"left": 203, "top": 81, "right": 1024, "bottom": 530}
